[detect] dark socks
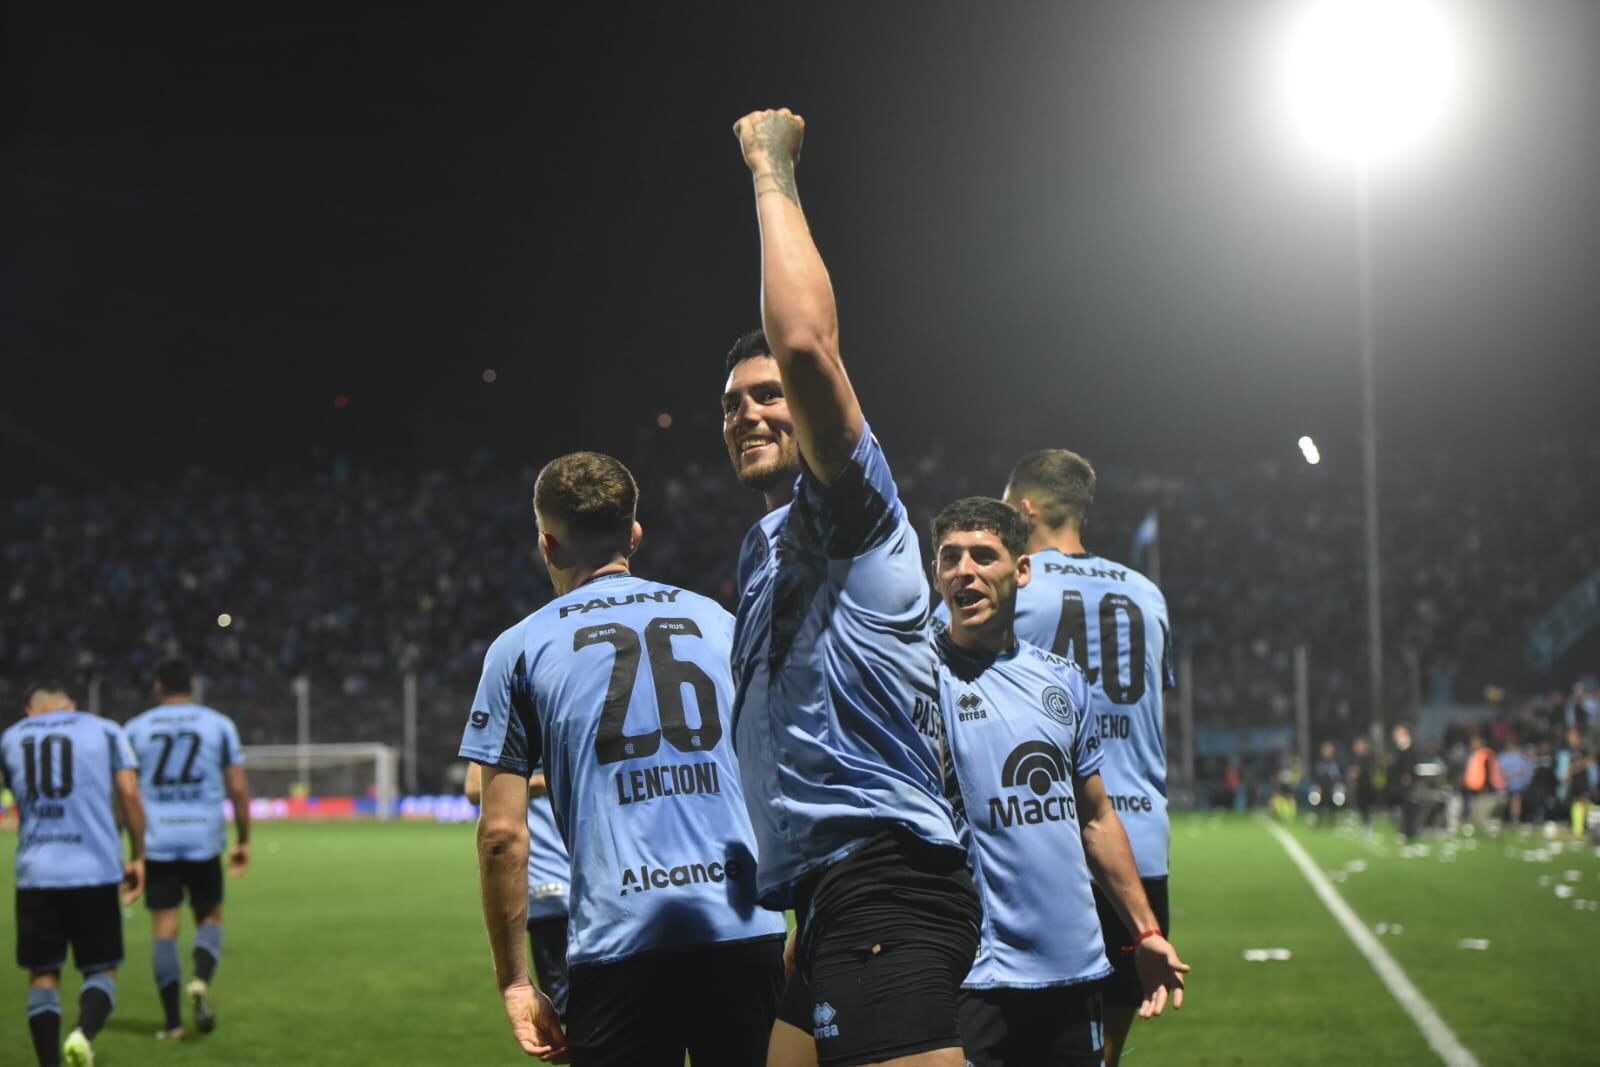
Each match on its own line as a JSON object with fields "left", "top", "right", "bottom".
{"left": 160, "top": 982, "right": 183, "bottom": 1030}
{"left": 76, "top": 972, "right": 116, "bottom": 1040}
{"left": 27, "top": 986, "right": 61, "bottom": 1067}
{"left": 193, "top": 922, "right": 223, "bottom": 984}
{"left": 154, "top": 937, "right": 183, "bottom": 1029}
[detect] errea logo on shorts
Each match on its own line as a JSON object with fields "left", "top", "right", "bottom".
{"left": 812, "top": 1001, "right": 839, "bottom": 1039}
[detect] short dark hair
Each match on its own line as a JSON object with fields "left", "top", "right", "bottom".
{"left": 22, "top": 679, "right": 70, "bottom": 708}
{"left": 155, "top": 655, "right": 194, "bottom": 695}
{"left": 932, "top": 497, "right": 1030, "bottom": 560}
{"left": 534, "top": 452, "right": 639, "bottom": 568}
{"left": 1006, "top": 449, "right": 1096, "bottom": 530}
{"left": 725, "top": 329, "right": 772, "bottom": 375}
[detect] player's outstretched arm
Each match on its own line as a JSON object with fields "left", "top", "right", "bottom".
{"left": 734, "top": 107, "right": 864, "bottom": 486}
{"left": 1076, "top": 771, "right": 1190, "bottom": 1018}
{"left": 225, "top": 763, "right": 252, "bottom": 877}
{"left": 476, "top": 763, "right": 567, "bottom": 1060}
{"left": 113, "top": 767, "right": 146, "bottom": 905}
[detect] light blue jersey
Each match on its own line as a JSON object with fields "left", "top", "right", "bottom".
{"left": 124, "top": 703, "right": 243, "bottom": 862}
{"left": 1, "top": 710, "right": 137, "bottom": 889}
{"left": 525, "top": 788, "right": 570, "bottom": 922}
{"left": 732, "top": 423, "right": 960, "bottom": 908}
{"left": 1013, "top": 550, "right": 1174, "bottom": 877}
{"left": 936, "top": 633, "right": 1109, "bottom": 988}
{"left": 460, "top": 573, "right": 784, "bottom": 965}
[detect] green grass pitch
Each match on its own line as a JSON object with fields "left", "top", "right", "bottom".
{"left": 3, "top": 814, "right": 1597, "bottom": 1065}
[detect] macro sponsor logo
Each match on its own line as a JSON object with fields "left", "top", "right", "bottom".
{"left": 613, "top": 760, "right": 722, "bottom": 806}
{"left": 813, "top": 1002, "right": 840, "bottom": 1039}
{"left": 986, "top": 741, "right": 1076, "bottom": 830}
{"left": 618, "top": 856, "right": 745, "bottom": 895}
{"left": 558, "top": 588, "right": 681, "bottom": 618}
{"left": 957, "top": 693, "right": 987, "bottom": 722}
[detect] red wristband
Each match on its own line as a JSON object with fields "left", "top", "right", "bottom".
{"left": 1122, "top": 928, "right": 1162, "bottom": 953}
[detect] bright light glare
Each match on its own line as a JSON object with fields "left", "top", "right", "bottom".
{"left": 217, "top": 613, "right": 233, "bottom": 628}
{"left": 1298, "top": 436, "right": 1322, "bottom": 465}
{"left": 1278, "top": 0, "right": 1469, "bottom": 170}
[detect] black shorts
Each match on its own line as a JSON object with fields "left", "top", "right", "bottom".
{"left": 777, "top": 829, "right": 981, "bottom": 1067}
{"left": 566, "top": 936, "right": 783, "bottom": 1067}
{"left": 526, "top": 915, "right": 570, "bottom": 1021}
{"left": 15, "top": 885, "right": 123, "bottom": 974}
{"left": 1093, "top": 876, "right": 1170, "bottom": 1010}
{"left": 958, "top": 984, "right": 1104, "bottom": 1067}
{"left": 146, "top": 857, "right": 225, "bottom": 918}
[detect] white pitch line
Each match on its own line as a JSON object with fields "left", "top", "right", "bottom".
{"left": 1262, "top": 819, "right": 1480, "bottom": 1067}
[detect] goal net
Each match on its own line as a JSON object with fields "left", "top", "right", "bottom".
{"left": 242, "top": 743, "right": 399, "bottom": 820}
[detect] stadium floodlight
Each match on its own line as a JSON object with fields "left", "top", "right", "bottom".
{"left": 1271, "top": 1, "right": 1476, "bottom": 753}
{"left": 1277, "top": 0, "right": 1469, "bottom": 173}
{"left": 1297, "top": 436, "right": 1321, "bottom": 465}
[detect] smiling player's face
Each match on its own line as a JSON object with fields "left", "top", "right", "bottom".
{"left": 722, "top": 355, "right": 802, "bottom": 494}
{"left": 935, "top": 529, "right": 1030, "bottom": 640}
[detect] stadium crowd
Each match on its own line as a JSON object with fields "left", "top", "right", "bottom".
{"left": 4, "top": 435, "right": 1596, "bottom": 793}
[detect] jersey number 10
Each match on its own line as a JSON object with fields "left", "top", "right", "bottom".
{"left": 574, "top": 618, "right": 724, "bottom": 764}
{"left": 20, "top": 735, "right": 75, "bottom": 800}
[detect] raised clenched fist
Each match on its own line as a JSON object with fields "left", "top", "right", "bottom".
{"left": 733, "top": 108, "right": 805, "bottom": 172}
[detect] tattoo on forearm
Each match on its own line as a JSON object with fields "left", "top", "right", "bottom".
{"left": 753, "top": 167, "right": 799, "bottom": 206}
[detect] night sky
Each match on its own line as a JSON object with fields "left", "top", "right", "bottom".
{"left": 5, "top": 1, "right": 1597, "bottom": 491}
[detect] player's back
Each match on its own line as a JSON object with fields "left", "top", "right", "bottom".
{"left": 124, "top": 703, "right": 242, "bottom": 862}
{"left": 936, "top": 634, "right": 1110, "bottom": 987}
{"left": 1, "top": 710, "right": 135, "bottom": 889}
{"left": 732, "top": 426, "right": 958, "bottom": 907}
{"left": 1012, "top": 549, "right": 1173, "bottom": 876}
{"left": 461, "top": 572, "right": 784, "bottom": 966}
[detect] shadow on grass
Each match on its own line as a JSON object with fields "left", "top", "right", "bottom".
{"left": 101, "top": 1016, "right": 171, "bottom": 1036}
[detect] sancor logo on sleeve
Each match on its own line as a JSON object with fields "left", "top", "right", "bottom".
{"left": 468, "top": 710, "right": 490, "bottom": 729}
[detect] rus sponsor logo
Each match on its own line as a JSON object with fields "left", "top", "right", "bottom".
{"left": 618, "top": 857, "right": 745, "bottom": 895}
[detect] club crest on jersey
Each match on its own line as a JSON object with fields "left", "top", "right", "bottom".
{"left": 813, "top": 1001, "right": 840, "bottom": 1039}
{"left": 1040, "top": 685, "right": 1074, "bottom": 726}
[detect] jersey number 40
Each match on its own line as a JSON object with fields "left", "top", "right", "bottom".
{"left": 1051, "top": 592, "right": 1150, "bottom": 706}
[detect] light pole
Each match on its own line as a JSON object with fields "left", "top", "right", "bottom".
{"left": 1276, "top": 0, "right": 1471, "bottom": 751}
